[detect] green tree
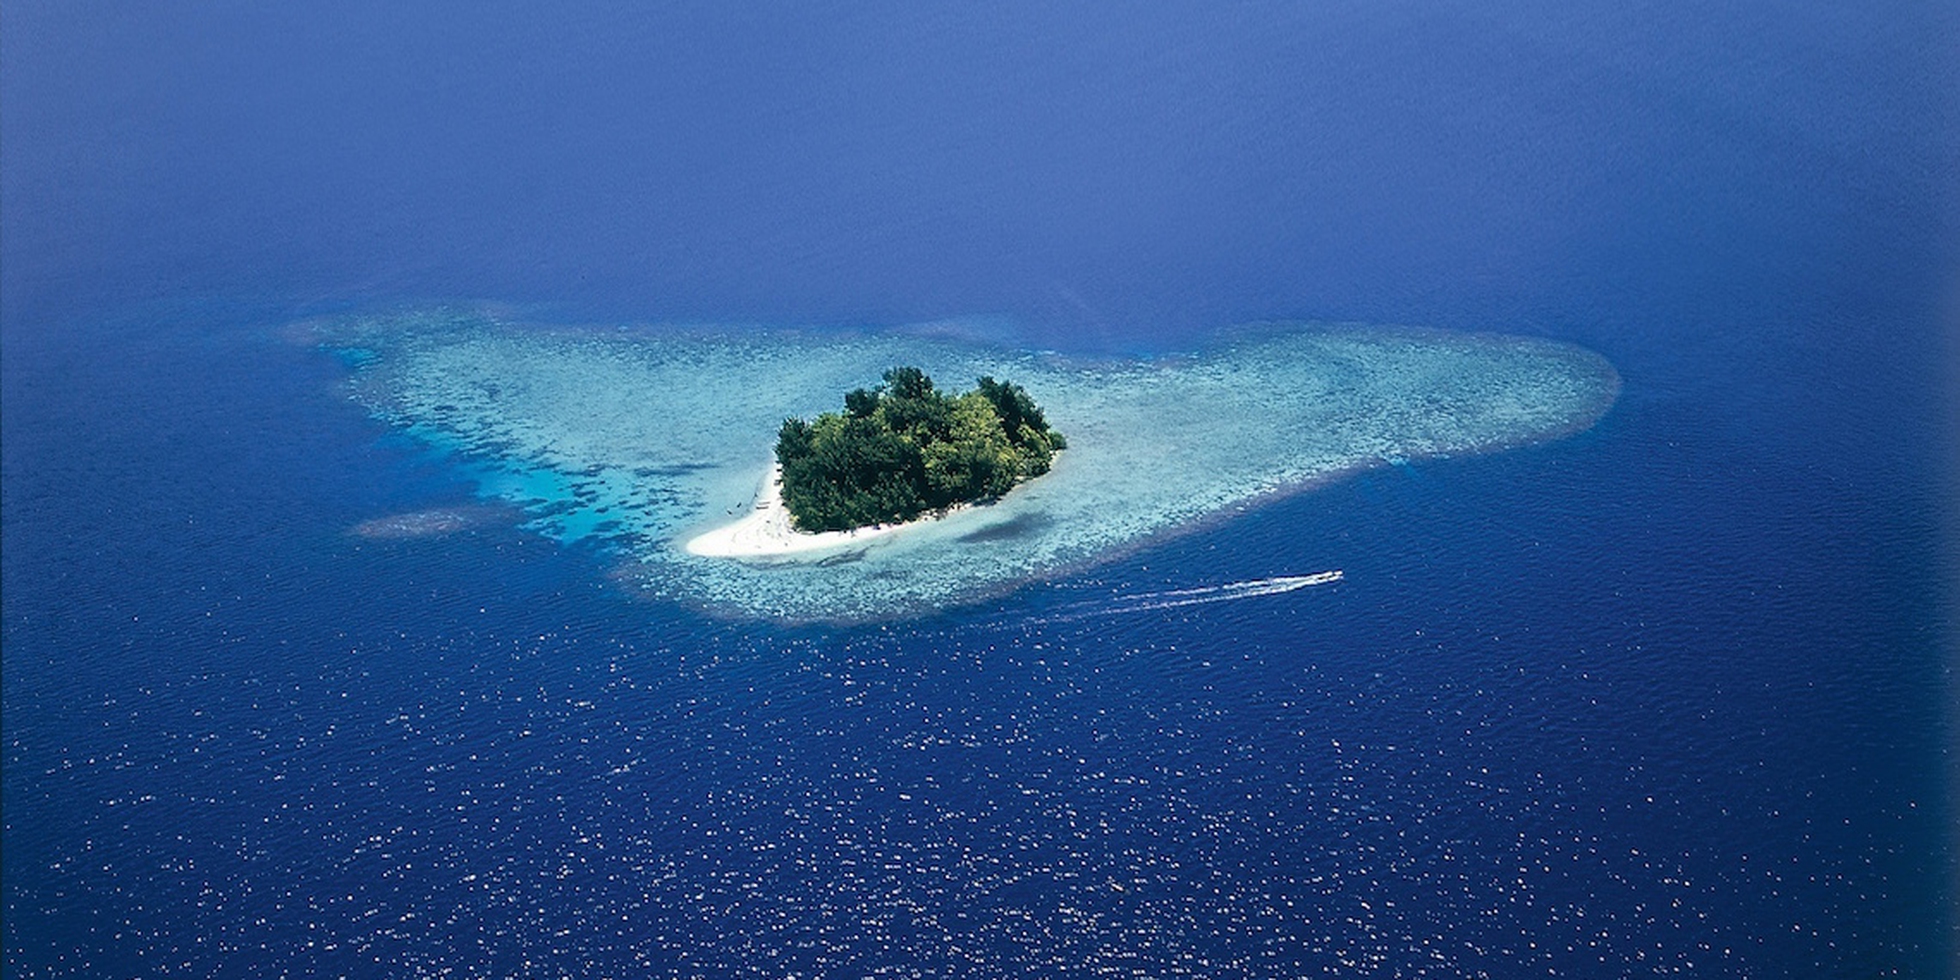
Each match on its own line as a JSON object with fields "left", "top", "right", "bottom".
{"left": 774, "top": 367, "right": 1064, "bottom": 532}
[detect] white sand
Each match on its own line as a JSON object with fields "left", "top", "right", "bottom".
{"left": 683, "top": 465, "right": 932, "bottom": 558}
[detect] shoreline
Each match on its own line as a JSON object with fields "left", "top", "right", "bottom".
{"left": 683, "top": 465, "right": 950, "bottom": 559}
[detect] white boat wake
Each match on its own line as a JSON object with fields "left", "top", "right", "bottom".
{"left": 1035, "top": 571, "right": 1344, "bottom": 622}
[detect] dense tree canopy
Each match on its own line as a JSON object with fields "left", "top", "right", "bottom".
{"left": 775, "top": 367, "right": 1066, "bottom": 533}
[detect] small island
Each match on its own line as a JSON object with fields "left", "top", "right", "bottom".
{"left": 775, "top": 367, "right": 1064, "bottom": 532}
{"left": 335, "top": 314, "right": 1619, "bottom": 617}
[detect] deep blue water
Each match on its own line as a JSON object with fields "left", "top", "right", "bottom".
{"left": 4, "top": 3, "right": 1955, "bottom": 977}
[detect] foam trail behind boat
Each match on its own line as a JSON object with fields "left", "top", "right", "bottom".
{"left": 1032, "top": 571, "right": 1343, "bottom": 623}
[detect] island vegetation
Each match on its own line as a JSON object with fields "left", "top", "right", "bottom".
{"left": 774, "top": 367, "right": 1065, "bottom": 533}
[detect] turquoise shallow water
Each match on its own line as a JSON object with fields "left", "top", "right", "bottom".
{"left": 321, "top": 311, "right": 1619, "bottom": 620}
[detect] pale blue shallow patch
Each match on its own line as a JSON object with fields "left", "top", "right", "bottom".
{"left": 319, "top": 310, "right": 1619, "bottom": 621}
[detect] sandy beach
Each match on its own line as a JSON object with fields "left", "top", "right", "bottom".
{"left": 684, "top": 466, "right": 931, "bottom": 559}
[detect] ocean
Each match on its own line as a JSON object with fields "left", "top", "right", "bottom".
{"left": 3, "top": 3, "right": 1954, "bottom": 977}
